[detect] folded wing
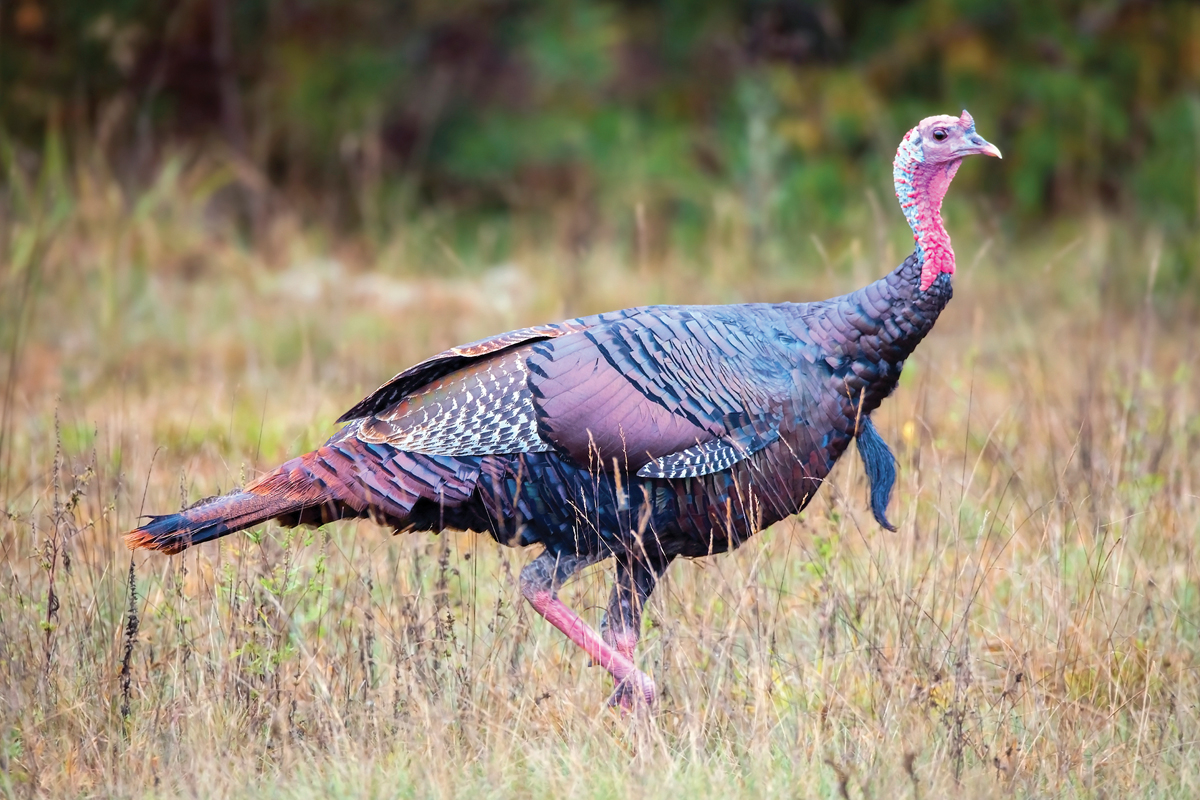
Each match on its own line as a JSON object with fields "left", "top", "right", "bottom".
{"left": 345, "top": 306, "right": 806, "bottom": 479}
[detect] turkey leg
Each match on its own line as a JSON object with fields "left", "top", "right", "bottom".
{"left": 601, "top": 553, "right": 673, "bottom": 709}
{"left": 520, "top": 550, "right": 656, "bottom": 706}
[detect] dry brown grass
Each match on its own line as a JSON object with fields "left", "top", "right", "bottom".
{"left": 1, "top": 152, "right": 1198, "bottom": 798}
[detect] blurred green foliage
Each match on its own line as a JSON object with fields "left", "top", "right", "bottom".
{"left": 3, "top": 0, "right": 1200, "bottom": 242}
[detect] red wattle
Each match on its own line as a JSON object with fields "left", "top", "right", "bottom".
{"left": 897, "top": 155, "right": 960, "bottom": 291}
{"left": 912, "top": 159, "right": 961, "bottom": 291}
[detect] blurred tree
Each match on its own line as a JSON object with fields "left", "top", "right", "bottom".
{"left": 2, "top": 0, "right": 1199, "bottom": 235}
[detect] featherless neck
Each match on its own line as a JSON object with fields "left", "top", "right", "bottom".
{"left": 893, "top": 130, "right": 961, "bottom": 291}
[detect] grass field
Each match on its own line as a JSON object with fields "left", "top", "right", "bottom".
{"left": 2, "top": 152, "right": 1199, "bottom": 798}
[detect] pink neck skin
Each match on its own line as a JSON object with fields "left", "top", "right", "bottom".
{"left": 913, "top": 159, "right": 960, "bottom": 290}
{"left": 894, "top": 134, "right": 962, "bottom": 291}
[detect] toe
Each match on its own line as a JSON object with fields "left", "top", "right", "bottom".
{"left": 607, "top": 670, "right": 656, "bottom": 712}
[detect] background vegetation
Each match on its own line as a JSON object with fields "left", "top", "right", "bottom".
{"left": 2, "top": 1, "right": 1199, "bottom": 798}
{"left": 6, "top": 0, "right": 1200, "bottom": 274}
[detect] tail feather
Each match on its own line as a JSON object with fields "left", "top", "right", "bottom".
{"left": 125, "top": 490, "right": 318, "bottom": 554}
{"left": 124, "top": 441, "right": 480, "bottom": 553}
{"left": 125, "top": 445, "right": 359, "bottom": 554}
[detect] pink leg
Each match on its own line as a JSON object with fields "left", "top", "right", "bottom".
{"left": 520, "top": 551, "right": 656, "bottom": 707}
{"left": 602, "top": 630, "right": 647, "bottom": 711}
{"left": 607, "top": 630, "right": 638, "bottom": 661}
{"left": 600, "top": 554, "right": 672, "bottom": 710}
{"left": 525, "top": 590, "right": 656, "bottom": 706}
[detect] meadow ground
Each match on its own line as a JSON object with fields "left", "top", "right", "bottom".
{"left": 2, "top": 155, "right": 1199, "bottom": 799}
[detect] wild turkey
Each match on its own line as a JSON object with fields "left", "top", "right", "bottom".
{"left": 127, "top": 111, "right": 1000, "bottom": 709}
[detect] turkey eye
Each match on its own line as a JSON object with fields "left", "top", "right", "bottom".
{"left": 933, "top": 129, "right": 948, "bottom": 141}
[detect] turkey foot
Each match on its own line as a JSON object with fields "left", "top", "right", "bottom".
{"left": 607, "top": 671, "right": 656, "bottom": 711}
{"left": 602, "top": 627, "right": 653, "bottom": 711}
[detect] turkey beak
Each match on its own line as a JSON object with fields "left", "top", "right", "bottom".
{"left": 962, "top": 133, "right": 1002, "bottom": 159}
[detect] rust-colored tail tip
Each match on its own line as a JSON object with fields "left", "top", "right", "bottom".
{"left": 126, "top": 484, "right": 296, "bottom": 556}
{"left": 125, "top": 527, "right": 163, "bottom": 552}
{"left": 124, "top": 525, "right": 190, "bottom": 554}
